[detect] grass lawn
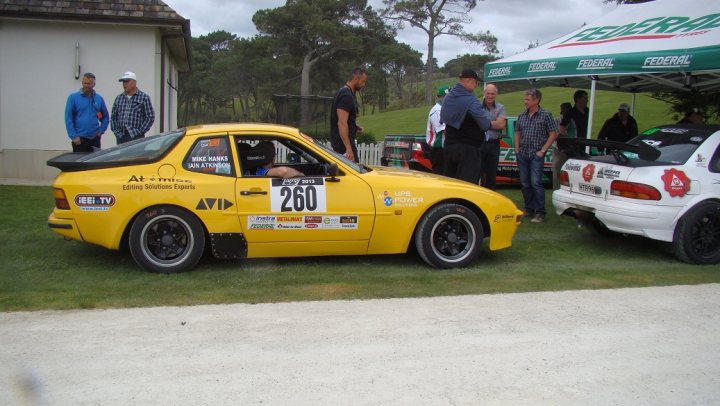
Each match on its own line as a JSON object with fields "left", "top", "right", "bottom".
{"left": 2, "top": 185, "right": 718, "bottom": 312}
{"left": 359, "top": 86, "right": 678, "bottom": 141}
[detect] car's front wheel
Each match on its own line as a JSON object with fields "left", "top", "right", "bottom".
{"left": 129, "top": 206, "right": 205, "bottom": 273}
{"left": 414, "top": 203, "right": 484, "bottom": 268}
{"left": 674, "top": 201, "right": 720, "bottom": 265}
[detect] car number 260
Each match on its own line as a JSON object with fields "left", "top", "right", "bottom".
{"left": 270, "top": 177, "right": 327, "bottom": 212}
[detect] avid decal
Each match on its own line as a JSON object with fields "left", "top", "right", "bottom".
{"left": 196, "top": 198, "right": 234, "bottom": 210}
{"left": 661, "top": 168, "right": 690, "bottom": 197}
{"left": 75, "top": 194, "right": 115, "bottom": 211}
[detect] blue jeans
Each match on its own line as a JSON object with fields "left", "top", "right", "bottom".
{"left": 517, "top": 153, "right": 546, "bottom": 215}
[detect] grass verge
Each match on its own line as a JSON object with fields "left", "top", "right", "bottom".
{"left": 1, "top": 185, "right": 718, "bottom": 311}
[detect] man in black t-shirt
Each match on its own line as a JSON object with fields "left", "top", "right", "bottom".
{"left": 560, "top": 90, "right": 589, "bottom": 139}
{"left": 331, "top": 68, "right": 367, "bottom": 163}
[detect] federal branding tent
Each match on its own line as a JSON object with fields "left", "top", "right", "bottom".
{"left": 484, "top": 0, "right": 720, "bottom": 136}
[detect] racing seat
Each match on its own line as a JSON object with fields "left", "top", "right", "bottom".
{"left": 239, "top": 147, "right": 273, "bottom": 175}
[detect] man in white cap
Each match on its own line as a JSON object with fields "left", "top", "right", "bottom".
{"left": 597, "top": 102, "right": 638, "bottom": 144}
{"left": 111, "top": 71, "right": 155, "bottom": 144}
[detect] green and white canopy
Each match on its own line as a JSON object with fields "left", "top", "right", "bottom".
{"left": 484, "top": 0, "right": 720, "bottom": 93}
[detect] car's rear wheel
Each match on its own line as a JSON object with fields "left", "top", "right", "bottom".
{"left": 129, "top": 206, "right": 205, "bottom": 273}
{"left": 674, "top": 201, "right": 720, "bottom": 265}
{"left": 414, "top": 203, "right": 483, "bottom": 268}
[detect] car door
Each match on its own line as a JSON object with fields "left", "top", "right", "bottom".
{"left": 232, "top": 135, "right": 375, "bottom": 246}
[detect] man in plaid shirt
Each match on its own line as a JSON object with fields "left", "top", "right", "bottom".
{"left": 111, "top": 71, "right": 155, "bottom": 144}
{"left": 514, "top": 88, "right": 558, "bottom": 223}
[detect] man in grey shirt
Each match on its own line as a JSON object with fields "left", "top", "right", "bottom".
{"left": 479, "top": 83, "right": 507, "bottom": 190}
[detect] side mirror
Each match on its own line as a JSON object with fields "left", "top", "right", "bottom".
{"left": 325, "top": 163, "right": 340, "bottom": 182}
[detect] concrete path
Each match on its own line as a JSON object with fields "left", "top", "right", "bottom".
{"left": 2, "top": 284, "right": 720, "bottom": 405}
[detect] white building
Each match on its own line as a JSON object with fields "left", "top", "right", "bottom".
{"left": 0, "top": 0, "right": 191, "bottom": 181}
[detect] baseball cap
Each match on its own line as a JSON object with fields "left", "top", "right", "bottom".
{"left": 458, "top": 69, "right": 480, "bottom": 80}
{"left": 119, "top": 71, "right": 137, "bottom": 82}
{"left": 436, "top": 85, "right": 450, "bottom": 97}
{"left": 618, "top": 103, "right": 630, "bottom": 111}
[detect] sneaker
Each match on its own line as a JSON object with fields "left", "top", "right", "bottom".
{"left": 530, "top": 213, "right": 545, "bottom": 223}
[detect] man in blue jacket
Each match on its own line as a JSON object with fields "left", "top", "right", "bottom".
{"left": 64, "top": 72, "right": 109, "bottom": 152}
{"left": 440, "top": 69, "right": 492, "bottom": 184}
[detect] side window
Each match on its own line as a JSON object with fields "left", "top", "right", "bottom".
{"left": 710, "top": 144, "right": 720, "bottom": 173}
{"left": 235, "top": 135, "right": 332, "bottom": 177}
{"left": 183, "top": 137, "right": 233, "bottom": 176}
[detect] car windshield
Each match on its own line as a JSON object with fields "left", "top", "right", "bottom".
{"left": 311, "top": 138, "right": 368, "bottom": 173}
{"left": 625, "top": 126, "right": 712, "bottom": 164}
{"left": 79, "top": 129, "right": 185, "bottom": 163}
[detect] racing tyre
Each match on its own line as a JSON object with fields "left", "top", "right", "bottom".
{"left": 129, "top": 206, "right": 206, "bottom": 273}
{"left": 414, "top": 203, "right": 483, "bottom": 268}
{"left": 673, "top": 201, "right": 720, "bottom": 265}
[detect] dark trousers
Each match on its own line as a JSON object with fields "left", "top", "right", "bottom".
{"left": 480, "top": 139, "right": 500, "bottom": 189}
{"left": 429, "top": 147, "right": 444, "bottom": 174}
{"left": 71, "top": 136, "right": 100, "bottom": 153}
{"left": 443, "top": 143, "right": 482, "bottom": 184}
{"left": 517, "top": 153, "right": 546, "bottom": 215}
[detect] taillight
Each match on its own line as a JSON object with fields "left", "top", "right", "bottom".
{"left": 411, "top": 142, "right": 424, "bottom": 160}
{"left": 610, "top": 180, "right": 661, "bottom": 200}
{"left": 559, "top": 170, "right": 569, "bottom": 187}
{"left": 53, "top": 188, "right": 71, "bottom": 210}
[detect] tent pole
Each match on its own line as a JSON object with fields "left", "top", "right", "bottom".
{"left": 631, "top": 93, "right": 636, "bottom": 115}
{"left": 587, "top": 78, "right": 597, "bottom": 139}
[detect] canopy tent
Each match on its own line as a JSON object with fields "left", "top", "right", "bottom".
{"left": 483, "top": 0, "right": 720, "bottom": 135}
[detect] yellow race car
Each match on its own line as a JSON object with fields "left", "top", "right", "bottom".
{"left": 47, "top": 123, "right": 522, "bottom": 273}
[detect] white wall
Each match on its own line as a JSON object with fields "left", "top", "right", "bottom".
{"left": 0, "top": 19, "right": 159, "bottom": 151}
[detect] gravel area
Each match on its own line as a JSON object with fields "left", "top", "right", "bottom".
{"left": 2, "top": 284, "right": 719, "bottom": 405}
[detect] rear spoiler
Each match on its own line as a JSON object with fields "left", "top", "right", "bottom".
{"left": 558, "top": 138, "right": 660, "bottom": 162}
{"left": 47, "top": 152, "right": 157, "bottom": 172}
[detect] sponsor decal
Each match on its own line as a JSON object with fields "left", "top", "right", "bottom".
{"left": 270, "top": 177, "right": 327, "bottom": 213}
{"left": 527, "top": 61, "right": 557, "bottom": 73}
{"left": 305, "top": 224, "right": 318, "bottom": 229}
{"left": 305, "top": 216, "right": 322, "bottom": 223}
{"left": 596, "top": 167, "right": 621, "bottom": 180}
{"left": 487, "top": 66, "right": 512, "bottom": 78}
{"left": 695, "top": 154, "right": 707, "bottom": 168}
{"left": 552, "top": 14, "right": 719, "bottom": 48}
{"left": 126, "top": 174, "right": 195, "bottom": 191}
{"left": 249, "top": 224, "right": 274, "bottom": 230}
{"left": 493, "top": 214, "right": 516, "bottom": 223}
{"left": 564, "top": 162, "right": 582, "bottom": 172}
{"left": 277, "top": 216, "right": 302, "bottom": 222}
{"left": 582, "top": 164, "right": 596, "bottom": 182}
{"left": 386, "top": 191, "right": 424, "bottom": 208}
{"left": 339, "top": 216, "right": 358, "bottom": 224}
{"left": 642, "top": 55, "right": 692, "bottom": 69}
{"left": 659, "top": 128, "right": 689, "bottom": 134}
{"left": 385, "top": 141, "right": 411, "bottom": 148}
{"left": 196, "top": 198, "right": 234, "bottom": 211}
{"left": 248, "top": 215, "right": 276, "bottom": 223}
{"left": 75, "top": 194, "right": 115, "bottom": 211}
{"left": 661, "top": 168, "right": 690, "bottom": 197}
{"left": 577, "top": 58, "right": 614, "bottom": 70}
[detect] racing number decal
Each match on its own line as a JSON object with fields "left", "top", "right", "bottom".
{"left": 270, "top": 177, "right": 327, "bottom": 212}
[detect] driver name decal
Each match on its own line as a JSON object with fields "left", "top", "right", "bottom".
{"left": 661, "top": 169, "right": 691, "bottom": 197}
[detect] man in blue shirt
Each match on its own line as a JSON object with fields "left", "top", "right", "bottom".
{"left": 64, "top": 72, "right": 109, "bottom": 152}
{"left": 111, "top": 71, "right": 155, "bottom": 144}
{"left": 440, "top": 69, "right": 491, "bottom": 184}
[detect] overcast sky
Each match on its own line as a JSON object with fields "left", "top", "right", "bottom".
{"left": 163, "top": 0, "right": 617, "bottom": 66}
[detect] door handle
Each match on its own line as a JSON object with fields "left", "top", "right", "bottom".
{"left": 240, "top": 189, "right": 267, "bottom": 196}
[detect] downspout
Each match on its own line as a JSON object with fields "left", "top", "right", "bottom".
{"left": 160, "top": 40, "right": 166, "bottom": 132}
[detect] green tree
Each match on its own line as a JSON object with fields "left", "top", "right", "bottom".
{"left": 253, "top": 0, "right": 392, "bottom": 125}
{"left": 382, "top": 0, "right": 498, "bottom": 105}
{"left": 372, "top": 42, "right": 424, "bottom": 108}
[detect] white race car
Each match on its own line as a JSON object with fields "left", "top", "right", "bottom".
{"left": 552, "top": 124, "right": 720, "bottom": 265}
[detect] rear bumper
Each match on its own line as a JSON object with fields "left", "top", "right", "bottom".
{"left": 48, "top": 213, "right": 83, "bottom": 241}
{"left": 552, "top": 189, "right": 679, "bottom": 242}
